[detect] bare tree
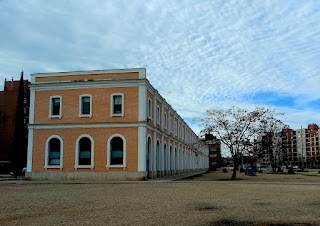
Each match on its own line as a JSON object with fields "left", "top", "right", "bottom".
{"left": 200, "top": 106, "right": 283, "bottom": 179}
{"left": 254, "top": 119, "right": 287, "bottom": 173}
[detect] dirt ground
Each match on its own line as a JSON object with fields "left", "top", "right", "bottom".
{"left": 1, "top": 170, "right": 320, "bottom": 226}
{"left": 182, "top": 168, "right": 320, "bottom": 183}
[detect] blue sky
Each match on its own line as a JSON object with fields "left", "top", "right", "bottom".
{"left": 1, "top": 0, "right": 320, "bottom": 134}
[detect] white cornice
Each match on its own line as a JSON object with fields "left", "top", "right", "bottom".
{"left": 29, "top": 122, "right": 147, "bottom": 129}
{"left": 29, "top": 79, "right": 147, "bottom": 91}
{"left": 32, "top": 68, "right": 146, "bottom": 78}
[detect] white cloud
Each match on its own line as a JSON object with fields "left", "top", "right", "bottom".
{"left": 0, "top": 0, "right": 320, "bottom": 132}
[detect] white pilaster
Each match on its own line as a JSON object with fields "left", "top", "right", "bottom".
{"left": 138, "top": 85, "right": 146, "bottom": 122}
{"left": 27, "top": 87, "right": 35, "bottom": 172}
{"left": 138, "top": 126, "right": 147, "bottom": 171}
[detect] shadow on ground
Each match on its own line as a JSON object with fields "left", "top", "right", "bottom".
{"left": 201, "top": 219, "right": 317, "bottom": 226}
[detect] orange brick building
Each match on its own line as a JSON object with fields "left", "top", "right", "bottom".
{"left": 26, "top": 68, "right": 208, "bottom": 180}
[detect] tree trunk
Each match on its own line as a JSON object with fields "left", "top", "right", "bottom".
{"left": 231, "top": 155, "right": 237, "bottom": 179}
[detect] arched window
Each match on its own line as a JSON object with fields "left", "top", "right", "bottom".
{"left": 49, "top": 138, "right": 61, "bottom": 165}
{"left": 147, "top": 136, "right": 152, "bottom": 171}
{"left": 45, "top": 135, "right": 63, "bottom": 168}
{"left": 111, "top": 137, "right": 123, "bottom": 165}
{"left": 107, "top": 134, "right": 126, "bottom": 168}
{"left": 169, "top": 146, "right": 172, "bottom": 171}
{"left": 79, "top": 137, "right": 91, "bottom": 165}
{"left": 163, "top": 143, "right": 167, "bottom": 172}
{"left": 75, "top": 135, "right": 94, "bottom": 168}
{"left": 175, "top": 147, "right": 177, "bottom": 170}
{"left": 156, "top": 140, "right": 160, "bottom": 171}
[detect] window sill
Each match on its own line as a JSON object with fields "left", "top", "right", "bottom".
{"left": 75, "top": 165, "right": 94, "bottom": 169}
{"left": 106, "top": 165, "right": 126, "bottom": 170}
{"left": 49, "top": 115, "right": 62, "bottom": 119}
{"left": 44, "top": 166, "right": 62, "bottom": 169}
{"left": 78, "top": 114, "right": 92, "bottom": 118}
{"left": 110, "top": 113, "right": 124, "bottom": 117}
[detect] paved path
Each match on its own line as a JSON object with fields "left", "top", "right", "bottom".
{"left": 149, "top": 171, "right": 207, "bottom": 181}
{"left": 0, "top": 171, "right": 207, "bottom": 184}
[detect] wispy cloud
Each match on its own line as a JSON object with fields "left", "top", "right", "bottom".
{"left": 1, "top": 0, "right": 320, "bottom": 133}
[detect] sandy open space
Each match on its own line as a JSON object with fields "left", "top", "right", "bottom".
{"left": 1, "top": 171, "right": 320, "bottom": 226}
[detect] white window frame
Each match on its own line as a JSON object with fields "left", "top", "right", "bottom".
{"left": 44, "top": 135, "right": 63, "bottom": 169}
{"left": 75, "top": 134, "right": 94, "bottom": 169}
{"left": 49, "top": 96, "right": 62, "bottom": 118}
{"left": 79, "top": 94, "right": 92, "bottom": 118}
{"left": 107, "top": 134, "right": 127, "bottom": 169}
{"left": 156, "top": 105, "right": 160, "bottom": 125}
{"left": 148, "top": 98, "right": 152, "bottom": 120}
{"left": 164, "top": 112, "right": 167, "bottom": 130}
{"left": 110, "top": 93, "right": 124, "bottom": 117}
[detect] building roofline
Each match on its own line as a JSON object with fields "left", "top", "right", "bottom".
{"left": 31, "top": 68, "right": 146, "bottom": 83}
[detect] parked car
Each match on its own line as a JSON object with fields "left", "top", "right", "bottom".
{"left": 292, "top": 166, "right": 300, "bottom": 171}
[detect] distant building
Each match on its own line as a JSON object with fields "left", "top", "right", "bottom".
{"left": 282, "top": 127, "right": 297, "bottom": 166}
{"left": 256, "top": 124, "right": 320, "bottom": 168}
{"left": 301, "top": 124, "right": 320, "bottom": 168}
{"left": 0, "top": 77, "right": 30, "bottom": 173}
{"left": 255, "top": 132, "right": 284, "bottom": 167}
{"left": 27, "top": 68, "right": 209, "bottom": 180}
{"left": 203, "top": 134, "right": 221, "bottom": 169}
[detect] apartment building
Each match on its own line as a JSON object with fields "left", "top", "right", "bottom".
{"left": 256, "top": 124, "right": 320, "bottom": 168}
{"left": 303, "top": 124, "right": 320, "bottom": 168}
{"left": 202, "top": 134, "right": 221, "bottom": 169}
{"left": 282, "top": 128, "right": 298, "bottom": 166}
{"left": 26, "top": 68, "right": 209, "bottom": 180}
{"left": 256, "top": 132, "right": 281, "bottom": 167}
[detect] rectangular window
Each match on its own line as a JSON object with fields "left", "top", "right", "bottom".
{"left": 52, "top": 98, "right": 60, "bottom": 115}
{"left": 82, "top": 96, "right": 90, "bottom": 114}
{"left": 49, "top": 96, "right": 62, "bottom": 118}
{"left": 79, "top": 95, "right": 92, "bottom": 117}
{"left": 111, "top": 94, "right": 124, "bottom": 116}
{"left": 182, "top": 126, "right": 185, "bottom": 141}
{"left": 164, "top": 112, "right": 167, "bottom": 129}
{"left": 148, "top": 99, "right": 152, "bottom": 119}
{"left": 174, "top": 120, "right": 177, "bottom": 136}
{"left": 157, "top": 106, "right": 160, "bottom": 124}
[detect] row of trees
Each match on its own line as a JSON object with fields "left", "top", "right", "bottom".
{"left": 200, "top": 106, "right": 286, "bottom": 179}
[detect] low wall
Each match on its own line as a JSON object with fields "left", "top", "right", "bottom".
{"left": 25, "top": 171, "right": 146, "bottom": 181}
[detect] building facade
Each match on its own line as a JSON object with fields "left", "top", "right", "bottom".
{"left": 256, "top": 124, "right": 320, "bottom": 168}
{"left": 26, "top": 68, "right": 209, "bottom": 180}
{"left": 0, "top": 77, "right": 30, "bottom": 173}
{"left": 203, "top": 134, "right": 221, "bottom": 170}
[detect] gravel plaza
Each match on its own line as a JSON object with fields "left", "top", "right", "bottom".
{"left": 1, "top": 170, "right": 320, "bottom": 226}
